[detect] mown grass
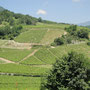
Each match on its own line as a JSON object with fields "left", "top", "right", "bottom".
{"left": 0, "top": 75, "right": 41, "bottom": 90}
{"left": 0, "top": 48, "right": 34, "bottom": 62}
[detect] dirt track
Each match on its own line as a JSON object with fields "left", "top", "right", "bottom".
{"left": 0, "top": 58, "right": 15, "bottom": 64}
{"left": 18, "top": 49, "right": 39, "bottom": 63}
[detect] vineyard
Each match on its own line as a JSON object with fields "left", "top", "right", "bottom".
{"left": 0, "top": 23, "right": 90, "bottom": 89}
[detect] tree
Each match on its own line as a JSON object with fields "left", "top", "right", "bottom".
{"left": 54, "top": 37, "right": 64, "bottom": 45}
{"left": 77, "top": 29, "right": 89, "bottom": 39}
{"left": 41, "top": 52, "right": 90, "bottom": 90}
{"left": 38, "top": 17, "right": 43, "bottom": 22}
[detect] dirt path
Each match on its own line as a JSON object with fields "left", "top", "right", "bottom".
{"left": 64, "top": 31, "right": 67, "bottom": 35}
{"left": 18, "top": 49, "right": 39, "bottom": 63}
{"left": 0, "top": 58, "right": 15, "bottom": 64}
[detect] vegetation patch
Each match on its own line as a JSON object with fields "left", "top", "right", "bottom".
{"left": 15, "top": 30, "right": 47, "bottom": 43}
{"left": 0, "top": 48, "right": 34, "bottom": 62}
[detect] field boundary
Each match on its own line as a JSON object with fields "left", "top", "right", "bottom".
{"left": 0, "top": 57, "right": 15, "bottom": 64}
{"left": 18, "top": 49, "right": 39, "bottom": 63}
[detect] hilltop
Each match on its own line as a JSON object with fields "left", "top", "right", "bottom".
{"left": 0, "top": 6, "right": 57, "bottom": 26}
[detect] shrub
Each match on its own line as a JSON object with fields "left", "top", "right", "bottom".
{"left": 51, "top": 42, "right": 56, "bottom": 46}
{"left": 77, "top": 29, "right": 89, "bottom": 39}
{"left": 87, "top": 42, "right": 90, "bottom": 46}
{"left": 54, "top": 37, "right": 64, "bottom": 45}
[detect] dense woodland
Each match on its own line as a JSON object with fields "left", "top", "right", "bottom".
{"left": 0, "top": 10, "right": 37, "bottom": 25}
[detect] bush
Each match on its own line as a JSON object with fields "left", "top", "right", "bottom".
{"left": 41, "top": 52, "right": 90, "bottom": 90}
{"left": 66, "top": 37, "right": 72, "bottom": 44}
{"left": 87, "top": 42, "right": 90, "bottom": 46}
{"left": 54, "top": 37, "right": 64, "bottom": 45}
{"left": 0, "top": 25, "right": 23, "bottom": 40}
{"left": 65, "top": 25, "right": 77, "bottom": 34}
{"left": 51, "top": 42, "right": 56, "bottom": 46}
{"left": 77, "top": 29, "right": 89, "bottom": 39}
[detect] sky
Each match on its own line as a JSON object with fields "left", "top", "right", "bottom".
{"left": 0, "top": 0, "right": 90, "bottom": 24}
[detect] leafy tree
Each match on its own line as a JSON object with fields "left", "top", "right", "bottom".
{"left": 9, "top": 18, "right": 15, "bottom": 26}
{"left": 38, "top": 17, "right": 43, "bottom": 22}
{"left": 77, "top": 29, "right": 89, "bottom": 39}
{"left": 0, "top": 10, "right": 37, "bottom": 25}
{"left": 41, "top": 52, "right": 90, "bottom": 90}
{"left": 65, "top": 25, "right": 77, "bottom": 34}
{"left": 0, "top": 25, "right": 23, "bottom": 40}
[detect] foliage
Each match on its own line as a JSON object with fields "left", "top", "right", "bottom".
{"left": 41, "top": 52, "right": 90, "bottom": 90}
{"left": 38, "top": 17, "right": 43, "bottom": 22}
{"left": 0, "top": 9, "right": 58, "bottom": 26}
{"left": 52, "top": 34, "right": 78, "bottom": 46}
{"left": 65, "top": 25, "right": 77, "bottom": 36}
{"left": 0, "top": 25, "right": 23, "bottom": 40}
{"left": 87, "top": 42, "right": 90, "bottom": 46}
{"left": 65, "top": 25, "right": 89, "bottom": 39}
{"left": 0, "top": 10, "right": 37, "bottom": 26}
{"left": 54, "top": 37, "right": 64, "bottom": 45}
{"left": 52, "top": 25, "right": 89, "bottom": 46}
{"left": 77, "top": 29, "right": 89, "bottom": 39}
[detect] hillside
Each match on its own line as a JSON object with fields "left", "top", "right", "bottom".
{"left": 0, "top": 7, "right": 57, "bottom": 26}
{"left": 0, "top": 6, "right": 90, "bottom": 90}
{"left": 0, "top": 23, "right": 90, "bottom": 89}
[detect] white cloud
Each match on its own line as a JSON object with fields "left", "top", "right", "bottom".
{"left": 37, "top": 9, "right": 47, "bottom": 15}
{"left": 72, "top": 0, "right": 80, "bottom": 2}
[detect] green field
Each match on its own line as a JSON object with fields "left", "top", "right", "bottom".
{"left": 15, "top": 29, "right": 47, "bottom": 43}
{"left": 0, "top": 48, "right": 34, "bottom": 62}
{"left": 0, "top": 75, "right": 41, "bottom": 90}
{"left": 15, "top": 24, "right": 67, "bottom": 44}
{"left": 0, "top": 23, "right": 90, "bottom": 90}
{"left": 21, "top": 56, "right": 45, "bottom": 65}
{"left": 0, "top": 64, "right": 50, "bottom": 75}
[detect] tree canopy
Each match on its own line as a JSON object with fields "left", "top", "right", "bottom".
{"left": 41, "top": 52, "right": 90, "bottom": 90}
